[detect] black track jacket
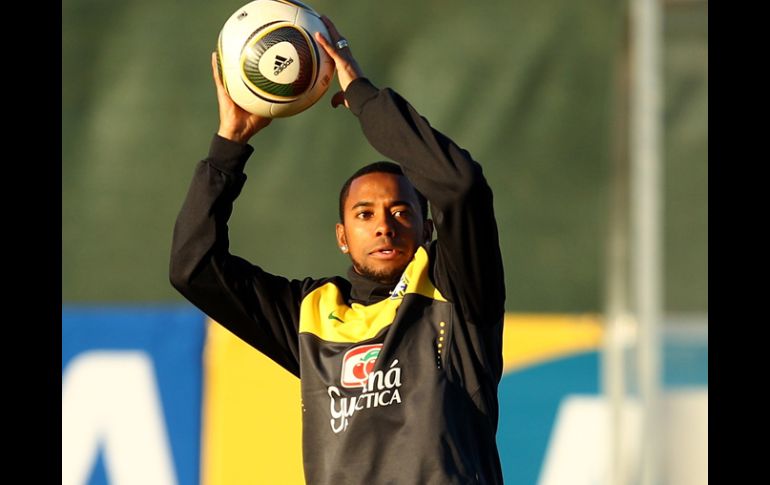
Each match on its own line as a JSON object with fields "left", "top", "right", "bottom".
{"left": 170, "top": 78, "right": 506, "bottom": 484}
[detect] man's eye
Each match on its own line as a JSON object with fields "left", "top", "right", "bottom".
{"left": 356, "top": 211, "right": 372, "bottom": 219}
{"left": 393, "top": 209, "right": 409, "bottom": 218}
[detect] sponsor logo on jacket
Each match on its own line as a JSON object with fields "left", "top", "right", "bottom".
{"left": 340, "top": 344, "right": 382, "bottom": 388}
{"left": 327, "top": 344, "right": 403, "bottom": 433}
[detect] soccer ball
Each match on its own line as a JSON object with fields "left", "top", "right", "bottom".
{"left": 216, "top": 0, "right": 335, "bottom": 118}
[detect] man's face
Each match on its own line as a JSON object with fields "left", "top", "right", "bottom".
{"left": 336, "top": 172, "right": 432, "bottom": 285}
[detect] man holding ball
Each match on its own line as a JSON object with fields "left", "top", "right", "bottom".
{"left": 170, "top": 14, "right": 506, "bottom": 485}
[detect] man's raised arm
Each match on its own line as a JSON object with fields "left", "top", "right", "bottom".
{"left": 168, "top": 53, "right": 305, "bottom": 375}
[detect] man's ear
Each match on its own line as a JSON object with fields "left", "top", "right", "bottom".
{"left": 336, "top": 223, "right": 349, "bottom": 253}
{"left": 423, "top": 219, "right": 434, "bottom": 245}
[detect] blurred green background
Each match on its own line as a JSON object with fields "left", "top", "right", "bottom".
{"left": 62, "top": 0, "right": 707, "bottom": 313}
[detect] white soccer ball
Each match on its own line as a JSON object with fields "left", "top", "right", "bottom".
{"left": 216, "top": 0, "right": 335, "bottom": 118}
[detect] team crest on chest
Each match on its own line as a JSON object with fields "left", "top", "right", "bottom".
{"left": 389, "top": 274, "right": 409, "bottom": 300}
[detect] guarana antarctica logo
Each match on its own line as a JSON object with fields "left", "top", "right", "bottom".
{"left": 327, "top": 344, "right": 404, "bottom": 433}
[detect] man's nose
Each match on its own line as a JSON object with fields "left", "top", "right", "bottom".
{"left": 375, "top": 213, "right": 396, "bottom": 238}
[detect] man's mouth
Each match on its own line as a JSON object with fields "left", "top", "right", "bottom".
{"left": 369, "top": 246, "right": 400, "bottom": 259}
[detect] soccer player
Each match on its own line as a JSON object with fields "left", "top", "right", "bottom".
{"left": 170, "top": 15, "right": 506, "bottom": 484}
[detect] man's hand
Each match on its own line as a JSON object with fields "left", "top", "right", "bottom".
{"left": 211, "top": 52, "right": 271, "bottom": 144}
{"left": 314, "top": 15, "right": 364, "bottom": 109}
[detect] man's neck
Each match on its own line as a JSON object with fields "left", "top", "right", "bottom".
{"left": 346, "top": 267, "right": 397, "bottom": 305}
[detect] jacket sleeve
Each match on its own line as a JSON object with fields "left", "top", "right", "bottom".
{"left": 345, "top": 78, "right": 506, "bottom": 326}
{"left": 169, "top": 134, "right": 308, "bottom": 376}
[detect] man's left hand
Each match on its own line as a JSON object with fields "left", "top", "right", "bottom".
{"left": 314, "top": 15, "right": 364, "bottom": 109}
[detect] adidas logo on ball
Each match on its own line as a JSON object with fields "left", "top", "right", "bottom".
{"left": 273, "top": 55, "right": 294, "bottom": 76}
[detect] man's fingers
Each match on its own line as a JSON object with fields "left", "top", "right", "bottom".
{"left": 314, "top": 32, "right": 340, "bottom": 62}
{"left": 316, "top": 16, "right": 352, "bottom": 62}
{"left": 315, "top": 15, "right": 360, "bottom": 97}
{"left": 211, "top": 52, "right": 225, "bottom": 92}
{"left": 314, "top": 31, "right": 330, "bottom": 52}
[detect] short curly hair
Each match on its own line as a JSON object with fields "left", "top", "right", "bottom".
{"left": 338, "top": 161, "right": 428, "bottom": 222}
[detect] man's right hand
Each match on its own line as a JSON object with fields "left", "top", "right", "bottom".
{"left": 212, "top": 51, "right": 272, "bottom": 144}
